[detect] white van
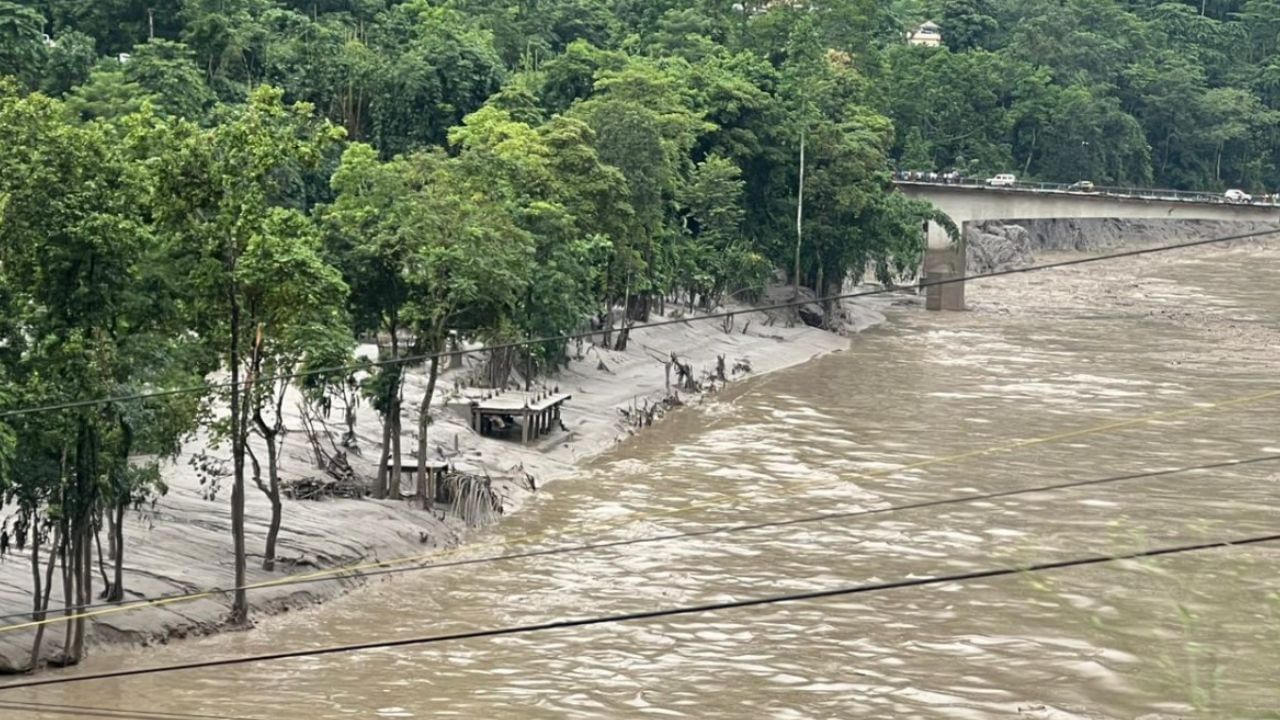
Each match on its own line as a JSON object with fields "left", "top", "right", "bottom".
{"left": 986, "top": 173, "right": 1016, "bottom": 187}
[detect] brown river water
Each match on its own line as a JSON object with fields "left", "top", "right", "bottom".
{"left": 5, "top": 244, "right": 1280, "bottom": 719}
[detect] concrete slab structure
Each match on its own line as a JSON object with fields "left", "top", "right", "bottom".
{"left": 470, "top": 391, "right": 573, "bottom": 445}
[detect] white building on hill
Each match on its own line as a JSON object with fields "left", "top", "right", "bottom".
{"left": 907, "top": 21, "right": 943, "bottom": 47}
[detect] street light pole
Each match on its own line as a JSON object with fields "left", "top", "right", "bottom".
{"left": 793, "top": 127, "right": 805, "bottom": 300}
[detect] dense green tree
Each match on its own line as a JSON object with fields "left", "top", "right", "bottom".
{"left": 397, "top": 153, "right": 531, "bottom": 503}
{"left": 368, "top": 2, "right": 506, "bottom": 155}
{"left": 449, "top": 107, "right": 627, "bottom": 367}
{"left": 936, "top": 0, "right": 1001, "bottom": 51}
{"left": 39, "top": 30, "right": 96, "bottom": 96}
{"left": 323, "top": 143, "right": 415, "bottom": 500}
{"left": 0, "top": 1, "right": 46, "bottom": 82}
{"left": 0, "top": 82, "right": 203, "bottom": 664}
{"left": 64, "top": 64, "right": 152, "bottom": 121}
{"left": 124, "top": 39, "right": 215, "bottom": 119}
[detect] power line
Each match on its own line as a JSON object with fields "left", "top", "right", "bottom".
{"left": 1, "top": 530, "right": 1274, "bottom": 692}
{"left": 1, "top": 377, "right": 1274, "bottom": 633}
{"left": 2, "top": 453, "right": 1276, "bottom": 632}
{"left": 0, "top": 699, "right": 261, "bottom": 720}
{"left": 1, "top": 227, "right": 1274, "bottom": 420}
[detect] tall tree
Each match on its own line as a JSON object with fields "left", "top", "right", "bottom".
{"left": 324, "top": 143, "right": 415, "bottom": 500}
{"left": 142, "top": 85, "right": 342, "bottom": 624}
{"left": 241, "top": 208, "right": 349, "bottom": 570}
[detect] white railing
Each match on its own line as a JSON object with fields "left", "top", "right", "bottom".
{"left": 894, "top": 175, "right": 1280, "bottom": 207}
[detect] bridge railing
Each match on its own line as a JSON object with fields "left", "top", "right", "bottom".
{"left": 894, "top": 175, "right": 1280, "bottom": 207}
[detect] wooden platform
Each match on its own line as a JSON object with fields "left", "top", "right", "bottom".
{"left": 469, "top": 391, "right": 572, "bottom": 444}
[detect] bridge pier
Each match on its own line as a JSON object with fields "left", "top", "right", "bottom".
{"left": 924, "top": 220, "right": 965, "bottom": 311}
{"left": 923, "top": 243, "right": 965, "bottom": 311}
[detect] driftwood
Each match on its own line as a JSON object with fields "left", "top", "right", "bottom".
{"left": 282, "top": 475, "right": 364, "bottom": 501}
{"left": 298, "top": 402, "right": 361, "bottom": 489}
{"left": 618, "top": 393, "right": 684, "bottom": 430}
{"left": 666, "top": 352, "right": 699, "bottom": 393}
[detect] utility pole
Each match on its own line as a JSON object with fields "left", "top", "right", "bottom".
{"left": 147, "top": 8, "right": 155, "bottom": 40}
{"left": 793, "top": 127, "right": 805, "bottom": 300}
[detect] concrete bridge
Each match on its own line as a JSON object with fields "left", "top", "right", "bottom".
{"left": 895, "top": 180, "right": 1280, "bottom": 310}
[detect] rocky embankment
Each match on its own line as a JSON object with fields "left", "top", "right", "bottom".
{"left": 966, "top": 218, "right": 1279, "bottom": 273}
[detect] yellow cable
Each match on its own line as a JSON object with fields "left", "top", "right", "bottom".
{"left": 3, "top": 386, "right": 1276, "bottom": 634}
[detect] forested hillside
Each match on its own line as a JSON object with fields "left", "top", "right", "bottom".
{"left": 888, "top": 0, "right": 1280, "bottom": 190}
{"left": 0, "top": 0, "right": 1276, "bottom": 649}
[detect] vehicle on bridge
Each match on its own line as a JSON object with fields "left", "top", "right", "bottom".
{"left": 1224, "top": 188, "right": 1252, "bottom": 203}
{"left": 1068, "top": 180, "right": 1095, "bottom": 192}
{"left": 986, "top": 173, "right": 1016, "bottom": 187}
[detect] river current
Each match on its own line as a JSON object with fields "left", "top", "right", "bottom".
{"left": 7, "top": 245, "right": 1280, "bottom": 719}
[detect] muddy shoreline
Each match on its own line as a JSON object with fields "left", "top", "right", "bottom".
{"left": 3, "top": 217, "right": 1275, "bottom": 674}
{"left": 0, "top": 293, "right": 892, "bottom": 672}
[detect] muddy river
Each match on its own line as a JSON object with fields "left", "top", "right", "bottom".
{"left": 6, "top": 244, "right": 1280, "bottom": 718}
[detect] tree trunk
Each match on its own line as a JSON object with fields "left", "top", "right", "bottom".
{"left": 28, "top": 523, "right": 59, "bottom": 671}
{"left": 109, "top": 500, "right": 125, "bottom": 602}
{"left": 1022, "top": 128, "right": 1036, "bottom": 178}
{"left": 94, "top": 526, "right": 110, "bottom": 597}
{"left": 228, "top": 285, "right": 249, "bottom": 626}
{"left": 816, "top": 265, "right": 829, "bottom": 329}
{"left": 59, "top": 526, "right": 72, "bottom": 664}
{"left": 64, "top": 527, "right": 86, "bottom": 665}
{"left": 66, "top": 419, "right": 96, "bottom": 665}
{"left": 416, "top": 352, "right": 441, "bottom": 509}
{"left": 389, "top": 396, "right": 403, "bottom": 500}
{"left": 375, "top": 414, "right": 391, "bottom": 499}
{"left": 794, "top": 127, "right": 805, "bottom": 300}
{"left": 264, "top": 428, "right": 281, "bottom": 572}
{"left": 600, "top": 309, "right": 612, "bottom": 348}
{"left": 108, "top": 416, "right": 132, "bottom": 601}
{"left": 253, "top": 388, "right": 286, "bottom": 573}
{"left": 71, "top": 521, "right": 90, "bottom": 663}
{"left": 343, "top": 384, "right": 358, "bottom": 448}
{"left": 388, "top": 322, "right": 403, "bottom": 500}
{"left": 28, "top": 520, "right": 41, "bottom": 622}
{"left": 615, "top": 272, "right": 632, "bottom": 351}
{"left": 106, "top": 509, "right": 117, "bottom": 562}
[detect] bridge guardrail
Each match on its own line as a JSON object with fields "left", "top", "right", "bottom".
{"left": 894, "top": 176, "right": 1280, "bottom": 207}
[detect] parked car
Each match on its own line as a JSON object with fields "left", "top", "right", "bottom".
{"left": 986, "top": 173, "right": 1016, "bottom": 187}
{"left": 1068, "top": 180, "right": 1095, "bottom": 192}
{"left": 1224, "top": 188, "right": 1252, "bottom": 203}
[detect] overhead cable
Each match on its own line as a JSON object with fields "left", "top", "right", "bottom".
{"left": 1, "top": 227, "right": 1274, "bottom": 420}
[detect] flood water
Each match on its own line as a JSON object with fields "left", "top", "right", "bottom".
{"left": 6, "top": 245, "right": 1280, "bottom": 719}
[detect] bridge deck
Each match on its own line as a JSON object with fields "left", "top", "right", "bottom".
{"left": 894, "top": 179, "right": 1280, "bottom": 208}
